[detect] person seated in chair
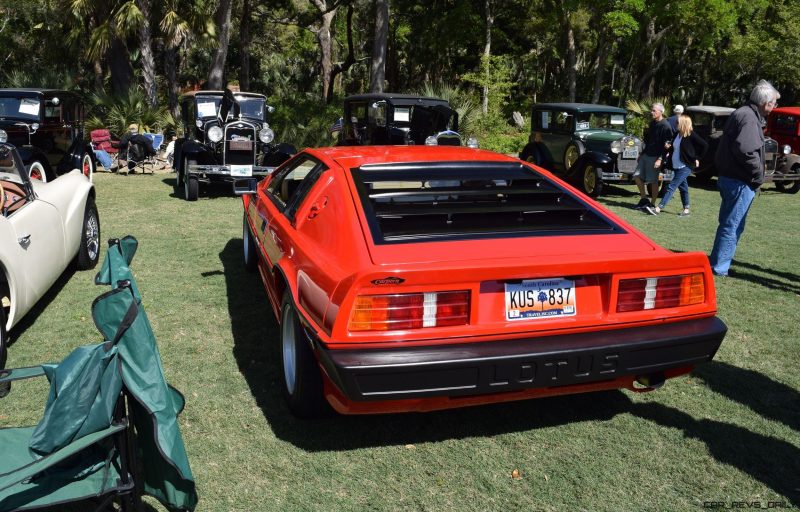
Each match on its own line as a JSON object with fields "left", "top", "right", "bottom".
{"left": 119, "top": 124, "right": 156, "bottom": 172}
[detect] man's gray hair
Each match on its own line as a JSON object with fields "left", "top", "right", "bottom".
{"left": 652, "top": 102, "right": 665, "bottom": 113}
{"left": 750, "top": 79, "right": 780, "bottom": 105}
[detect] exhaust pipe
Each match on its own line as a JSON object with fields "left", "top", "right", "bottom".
{"left": 634, "top": 372, "right": 666, "bottom": 390}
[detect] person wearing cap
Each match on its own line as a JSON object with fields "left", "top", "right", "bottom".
{"left": 667, "top": 104, "right": 684, "bottom": 134}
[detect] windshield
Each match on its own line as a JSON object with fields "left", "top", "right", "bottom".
{"left": 0, "top": 97, "right": 41, "bottom": 121}
{"left": 236, "top": 97, "right": 266, "bottom": 120}
{"left": 196, "top": 97, "right": 222, "bottom": 119}
{"left": 575, "top": 112, "right": 626, "bottom": 131}
{"left": 0, "top": 143, "right": 26, "bottom": 184}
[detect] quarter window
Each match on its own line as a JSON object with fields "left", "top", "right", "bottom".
{"left": 266, "top": 156, "right": 325, "bottom": 221}
{"left": 552, "top": 111, "right": 573, "bottom": 133}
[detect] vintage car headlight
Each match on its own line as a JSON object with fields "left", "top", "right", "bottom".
{"left": 0, "top": 129, "right": 7, "bottom": 143}
{"left": 208, "top": 126, "right": 223, "bottom": 143}
{"left": 610, "top": 139, "right": 622, "bottom": 154}
{"left": 425, "top": 136, "right": 438, "bottom": 146}
{"left": 467, "top": 137, "right": 479, "bottom": 148}
{"left": 782, "top": 145, "right": 791, "bottom": 155}
{"left": 259, "top": 127, "right": 275, "bottom": 144}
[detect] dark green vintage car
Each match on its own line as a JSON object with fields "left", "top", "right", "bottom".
{"left": 519, "top": 103, "right": 664, "bottom": 197}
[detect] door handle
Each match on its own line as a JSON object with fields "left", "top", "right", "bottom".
{"left": 18, "top": 234, "right": 31, "bottom": 246}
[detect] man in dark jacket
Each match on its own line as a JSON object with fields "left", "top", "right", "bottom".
{"left": 709, "top": 80, "right": 780, "bottom": 277}
{"left": 634, "top": 102, "right": 673, "bottom": 209}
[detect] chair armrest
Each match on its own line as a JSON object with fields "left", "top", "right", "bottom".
{"left": 0, "top": 366, "right": 46, "bottom": 384}
{"left": 0, "top": 422, "right": 127, "bottom": 493}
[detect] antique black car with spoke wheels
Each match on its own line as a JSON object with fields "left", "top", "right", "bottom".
{"left": 173, "top": 89, "right": 296, "bottom": 201}
{"left": 518, "top": 103, "right": 653, "bottom": 197}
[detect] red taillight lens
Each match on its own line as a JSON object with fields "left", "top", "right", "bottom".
{"left": 349, "top": 291, "right": 470, "bottom": 332}
{"left": 617, "top": 274, "right": 704, "bottom": 313}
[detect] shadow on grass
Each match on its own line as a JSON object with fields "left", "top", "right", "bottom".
{"left": 693, "top": 361, "right": 800, "bottom": 432}
{"left": 8, "top": 267, "right": 75, "bottom": 348}
{"left": 218, "top": 239, "right": 634, "bottom": 449}
{"left": 632, "top": 402, "right": 800, "bottom": 505}
{"left": 730, "top": 260, "right": 800, "bottom": 290}
{"left": 160, "top": 177, "right": 237, "bottom": 200}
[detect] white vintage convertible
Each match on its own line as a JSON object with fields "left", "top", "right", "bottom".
{"left": 0, "top": 132, "right": 99, "bottom": 372}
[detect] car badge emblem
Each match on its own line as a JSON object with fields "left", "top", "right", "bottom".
{"left": 371, "top": 277, "right": 405, "bottom": 285}
{"left": 627, "top": 139, "right": 634, "bottom": 146}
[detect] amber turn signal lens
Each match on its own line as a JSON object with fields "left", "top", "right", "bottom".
{"left": 349, "top": 291, "right": 470, "bottom": 332}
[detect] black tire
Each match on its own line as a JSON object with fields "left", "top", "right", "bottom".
{"left": 580, "top": 163, "right": 603, "bottom": 197}
{"left": 184, "top": 157, "right": 198, "bottom": 201}
{"left": 775, "top": 165, "right": 800, "bottom": 194}
{"left": 243, "top": 213, "right": 258, "bottom": 273}
{"left": 520, "top": 143, "right": 543, "bottom": 166}
{"left": 0, "top": 306, "right": 8, "bottom": 398}
{"left": 280, "top": 292, "right": 329, "bottom": 418}
{"left": 76, "top": 198, "right": 101, "bottom": 270}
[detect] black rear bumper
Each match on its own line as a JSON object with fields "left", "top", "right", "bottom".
{"left": 314, "top": 317, "right": 727, "bottom": 401}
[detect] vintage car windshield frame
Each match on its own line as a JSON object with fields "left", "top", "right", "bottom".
{"left": 0, "top": 142, "right": 33, "bottom": 196}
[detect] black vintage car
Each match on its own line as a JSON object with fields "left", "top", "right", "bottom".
{"left": 338, "top": 93, "right": 470, "bottom": 147}
{"left": 518, "top": 103, "right": 664, "bottom": 197}
{"left": 0, "top": 89, "right": 95, "bottom": 182}
{"left": 685, "top": 105, "right": 792, "bottom": 187}
{"left": 174, "top": 89, "right": 295, "bottom": 201}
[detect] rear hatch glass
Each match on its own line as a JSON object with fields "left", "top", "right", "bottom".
{"left": 350, "top": 161, "right": 625, "bottom": 244}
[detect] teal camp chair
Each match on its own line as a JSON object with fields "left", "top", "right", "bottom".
{"left": 0, "top": 236, "right": 197, "bottom": 512}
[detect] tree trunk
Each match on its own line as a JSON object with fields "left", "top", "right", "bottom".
{"left": 136, "top": 0, "right": 157, "bottom": 106}
{"left": 329, "top": 4, "right": 356, "bottom": 104}
{"left": 164, "top": 46, "right": 180, "bottom": 120}
{"left": 315, "top": 7, "right": 337, "bottom": 104}
{"left": 93, "top": 59, "right": 103, "bottom": 91}
{"left": 208, "top": 0, "right": 233, "bottom": 90}
{"left": 591, "top": 29, "right": 609, "bottom": 103}
{"left": 239, "top": 0, "right": 252, "bottom": 91}
{"left": 482, "top": 0, "right": 493, "bottom": 114}
{"left": 369, "top": 0, "right": 389, "bottom": 93}
{"left": 555, "top": 0, "right": 576, "bottom": 102}
{"left": 108, "top": 37, "right": 134, "bottom": 95}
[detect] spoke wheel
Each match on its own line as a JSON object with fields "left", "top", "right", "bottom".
{"left": 582, "top": 164, "right": 603, "bottom": 197}
{"left": 564, "top": 144, "right": 581, "bottom": 170}
{"left": 81, "top": 153, "right": 94, "bottom": 181}
{"left": 775, "top": 165, "right": 800, "bottom": 194}
{"left": 76, "top": 198, "right": 101, "bottom": 270}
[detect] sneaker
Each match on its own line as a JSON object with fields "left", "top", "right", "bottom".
{"left": 634, "top": 198, "right": 650, "bottom": 210}
{"left": 644, "top": 205, "right": 659, "bottom": 215}
{"left": 678, "top": 210, "right": 691, "bottom": 217}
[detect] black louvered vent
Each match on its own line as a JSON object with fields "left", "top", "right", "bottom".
{"left": 351, "top": 161, "right": 624, "bottom": 244}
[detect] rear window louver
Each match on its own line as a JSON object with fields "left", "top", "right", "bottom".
{"left": 351, "top": 161, "right": 624, "bottom": 244}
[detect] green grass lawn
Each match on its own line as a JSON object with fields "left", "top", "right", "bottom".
{"left": 2, "top": 172, "right": 798, "bottom": 511}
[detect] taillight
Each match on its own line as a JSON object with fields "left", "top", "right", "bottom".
{"left": 348, "top": 291, "right": 470, "bottom": 332}
{"left": 617, "top": 274, "right": 704, "bottom": 312}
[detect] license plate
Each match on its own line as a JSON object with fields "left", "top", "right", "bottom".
{"left": 622, "top": 148, "right": 638, "bottom": 159}
{"left": 230, "top": 165, "right": 253, "bottom": 177}
{"left": 229, "top": 140, "right": 252, "bottom": 151}
{"left": 505, "top": 278, "right": 576, "bottom": 321}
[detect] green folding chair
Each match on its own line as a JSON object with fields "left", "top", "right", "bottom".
{"left": 0, "top": 236, "right": 197, "bottom": 512}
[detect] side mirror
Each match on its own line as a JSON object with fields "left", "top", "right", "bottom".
{"left": 267, "top": 105, "right": 275, "bottom": 114}
{"left": 233, "top": 178, "right": 258, "bottom": 195}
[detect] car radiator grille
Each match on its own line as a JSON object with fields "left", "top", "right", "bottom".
{"left": 224, "top": 125, "right": 256, "bottom": 166}
{"left": 617, "top": 157, "right": 637, "bottom": 174}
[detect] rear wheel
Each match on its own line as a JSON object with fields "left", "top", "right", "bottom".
{"left": 775, "top": 164, "right": 800, "bottom": 194}
{"left": 243, "top": 214, "right": 257, "bottom": 273}
{"left": 280, "top": 293, "right": 328, "bottom": 418}
{"left": 27, "top": 160, "right": 47, "bottom": 183}
{"left": 76, "top": 198, "right": 100, "bottom": 270}
{"left": 81, "top": 153, "right": 94, "bottom": 181}
{"left": 581, "top": 163, "right": 603, "bottom": 197}
{"left": 0, "top": 307, "right": 9, "bottom": 398}
{"left": 184, "top": 158, "right": 198, "bottom": 201}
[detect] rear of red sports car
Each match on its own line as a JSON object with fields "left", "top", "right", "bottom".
{"left": 244, "top": 146, "right": 726, "bottom": 416}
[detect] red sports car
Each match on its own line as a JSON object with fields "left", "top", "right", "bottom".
{"left": 240, "top": 146, "right": 726, "bottom": 417}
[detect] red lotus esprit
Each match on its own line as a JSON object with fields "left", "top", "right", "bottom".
{"left": 240, "top": 145, "right": 726, "bottom": 417}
